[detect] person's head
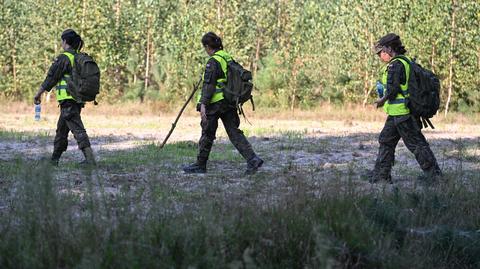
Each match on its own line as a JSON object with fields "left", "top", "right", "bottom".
{"left": 201, "top": 32, "right": 223, "bottom": 56}
{"left": 374, "top": 33, "right": 406, "bottom": 62}
{"left": 61, "top": 29, "right": 83, "bottom": 51}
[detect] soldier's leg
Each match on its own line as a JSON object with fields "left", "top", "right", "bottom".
{"left": 220, "top": 106, "right": 255, "bottom": 161}
{"left": 372, "top": 116, "right": 401, "bottom": 181}
{"left": 64, "top": 103, "right": 91, "bottom": 150}
{"left": 396, "top": 116, "right": 441, "bottom": 175}
{"left": 220, "top": 105, "right": 263, "bottom": 174}
{"left": 197, "top": 103, "right": 221, "bottom": 165}
{"left": 63, "top": 103, "right": 95, "bottom": 165}
{"left": 52, "top": 108, "right": 71, "bottom": 162}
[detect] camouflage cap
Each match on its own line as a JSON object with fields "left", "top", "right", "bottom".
{"left": 374, "top": 33, "right": 401, "bottom": 53}
{"left": 374, "top": 43, "right": 384, "bottom": 54}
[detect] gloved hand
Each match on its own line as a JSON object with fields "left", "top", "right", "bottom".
{"left": 376, "top": 81, "right": 384, "bottom": 98}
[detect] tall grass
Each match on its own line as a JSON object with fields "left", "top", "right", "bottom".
{"left": 1, "top": 159, "right": 479, "bottom": 269}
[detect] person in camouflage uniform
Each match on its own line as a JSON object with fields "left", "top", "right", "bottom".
{"left": 369, "top": 33, "right": 441, "bottom": 183}
{"left": 34, "top": 29, "right": 96, "bottom": 166}
{"left": 183, "top": 32, "right": 263, "bottom": 175}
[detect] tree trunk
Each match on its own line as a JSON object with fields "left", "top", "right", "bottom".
{"left": 430, "top": 43, "right": 436, "bottom": 73}
{"left": 290, "top": 58, "right": 301, "bottom": 111}
{"left": 275, "top": 1, "right": 282, "bottom": 44}
{"left": 216, "top": 0, "right": 223, "bottom": 35}
{"left": 54, "top": 0, "right": 59, "bottom": 55}
{"left": 114, "top": 0, "right": 123, "bottom": 94}
{"left": 445, "top": 0, "right": 456, "bottom": 116}
{"left": 477, "top": 48, "right": 480, "bottom": 72}
{"left": 142, "top": 15, "right": 151, "bottom": 103}
{"left": 362, "top": 70, "right": 374, "bottom": 107}
{"left": 12, "top": 40, "right": 17, "bottom": 96}
{"left": 290, "top": 81, "right": 296, "bottom": 111}
{"left": 362, "top": 30, "right": 374, "bottom": 107}
{"left": 361, "top": 32, "right": 370, "bottom": 107}
{"left": 81, "top": 0, "right": 87, "bottom": 34}
{"left": 253, "top": 36, "right": 261, "bottom": 78}
{"left": 115, "top": 0, "right": 121, "bottom": 28}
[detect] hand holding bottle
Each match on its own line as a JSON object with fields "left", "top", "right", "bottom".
{"left": 376, "top": 81, "right": 384, "bottom": 98}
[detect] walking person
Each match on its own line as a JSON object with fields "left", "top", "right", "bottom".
{"left": 183, "top": 32, "right": 263, "bottom": 175}
{"left": 34, "top": 29, "right": 96, "bottom": 166}
{"left": 368, "top": 33, "right": 441, "bottom": 183}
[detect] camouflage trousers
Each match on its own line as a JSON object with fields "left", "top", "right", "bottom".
{"left": 52, "top": 100, "right": 91, "bottom": 159}
{"left": 197, "top": 101, "right": 255, "bottom": 165}
{"left": 373, "top": 115, "right": 441, "bottom": 180}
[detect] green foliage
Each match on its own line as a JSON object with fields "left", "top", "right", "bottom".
{"left": 0, "top": 0, "right": 478, "bottom": 111}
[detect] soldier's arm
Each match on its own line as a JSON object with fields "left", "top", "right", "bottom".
{"left": 386, "top": 61, "right": 406, "bottom": 102}
{"left": 199, "top": 58, "right": 222, "bottom": 105}
{"left": 39, "top": 54, "right": 71, "bottom": 92}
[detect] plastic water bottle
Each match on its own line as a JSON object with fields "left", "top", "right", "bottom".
{"left": 376, "top": 81, "right": 384, "bottom": 98}
{"left": 34, "top": 104, "right": 41, "bottom": 121}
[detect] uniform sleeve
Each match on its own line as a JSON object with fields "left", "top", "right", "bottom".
{"left": 386, "top": 60, "right": 406, "bottom": 102}
{"left": 199, "top": 58, "right": 223, "bottom": 105}
{"left": 40, "top": 54, "right": 72, "bottom": 92}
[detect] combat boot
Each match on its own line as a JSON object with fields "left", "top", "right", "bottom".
{"left": 39, "top": 156, "right": 58, "bottom": 166}
{"left": 183, "top": 163, "right": 207, "bottom": 174}
{"left": 370, "top": 174, "right": 393, "bottom": 184}
{"left": 417, "top": 169, "right": 442, "bottom": 182}
{"left": 50, "top": 158, "right": 59, "bottom": 166}
{"left": 50, "top": 151, "right": 62, "bottom": 166}
{"left": 245, "top": 156, "right": 264, "bottom": 175}
{"left": 363, "top": 170, "right": 392, "bottom": 184}
{"left": 80, "top": 147, "right": 96, "bottom": 166}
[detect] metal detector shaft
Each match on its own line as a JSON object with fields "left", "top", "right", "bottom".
{"left": 159, "top": 77, "right": 203, "bottom": 149}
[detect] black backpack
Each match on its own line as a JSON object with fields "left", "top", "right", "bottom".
{"left": 397, "top": 56, "right": 440, "bottom": 128}
{"left": 67, "top": 52, "right": 101, "bottom": 104}
{"left": 216, "top": 55, "right": 254, "bottom": 114}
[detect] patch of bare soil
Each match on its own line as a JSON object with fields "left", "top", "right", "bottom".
{"left": 1, "top": 111, "right": 479, "bottom": 207}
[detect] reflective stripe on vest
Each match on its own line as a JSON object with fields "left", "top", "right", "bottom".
{"left": 381, "top": 56, "right": 411, "bottom": 116}
{"left": 56, "top": 52, "right": 75, "bottom": 102}
{"left": 197, "top": 50, "right": 232, "bottom": 104}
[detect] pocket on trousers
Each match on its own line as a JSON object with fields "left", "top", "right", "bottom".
{"left": 61, "top": 105, "right": 77, "bottom": 120}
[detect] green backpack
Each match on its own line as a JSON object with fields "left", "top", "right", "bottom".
{"left": 396, "top": 56, "right": 440, "bottom": 128}
{"left": 67, "top": 52, "right": 101, "bottom": 103}
{"left": 216, "top": 55, "right": 254, "bottom": 113}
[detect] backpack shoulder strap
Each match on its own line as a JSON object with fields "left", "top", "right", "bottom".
{"left": 393, "top": 55, "right": 412, "bottom": 65}
{"left": 212, "top": 53, "right": 230, "bottom": 65}
{"left": 388, "top": 56, "right": 411, "bottom": 97}
{"left": 62, "top": 52, "right": 75, "bottom": 67}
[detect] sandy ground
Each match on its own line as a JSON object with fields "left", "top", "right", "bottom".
{"left": 1, "top": 107, "right": 479, "bottom": 203}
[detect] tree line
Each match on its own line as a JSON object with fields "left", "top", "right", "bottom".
{"left": 0, "top": 0, "right": 478, "bottom": 112}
